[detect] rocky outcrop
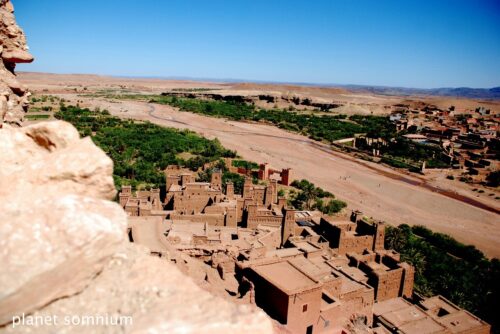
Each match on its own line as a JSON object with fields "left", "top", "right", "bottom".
{"left": 0, "top": 121, "right": 127, "bottom": 325}
{"left": 2, "top": 243, "right": 271, "bottom": 334}
{"left": 0, "top": 0, "right": 33, "bottom": 126}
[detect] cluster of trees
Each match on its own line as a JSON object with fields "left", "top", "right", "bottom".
{"left": 151, "top": 95, "right": 255, "bottom": 121}
{"left": 30, "top": 95, "right": 59, "bottom": 103}
{"left": 25, "top": 114, "right": 50, "bottom": 120}
{"left": 289, "top": 179, "right": 347, "bottom": 214}
{"left": 384, "top": 138, "right": 449, "bottom": 168}
{"left": 146, "top": 95, "right": 396, "bottom": 142}
{"left": 358, "top": 136, "right": 450, "bottom": 169}
{"left": 385, "top": 224, "right": 499, "bottom": 333}
{"left": 109, "top": 94, "right": 458, "bottom": 171}
{"left": 55, "top": 105, "right": 236, "bottom": 189}
{"left": 231, "top": 159, "right": 259, "bottom": 170}
{"left": 152, "top": 95, "right": 454, "bottom": 170}
{"left": 103, "top": 94, "right": 454, "bottom": 171}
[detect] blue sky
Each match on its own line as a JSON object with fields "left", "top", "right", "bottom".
{"left": 14, "top": 0, "right": 500, "bottom": 88}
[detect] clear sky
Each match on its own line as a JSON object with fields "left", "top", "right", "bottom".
{"left": 14, "top": 0, "right": 500, "bottom": 88}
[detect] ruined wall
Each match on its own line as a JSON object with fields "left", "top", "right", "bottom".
{"left": 0, "top": 0, "right": 33, "bottom": 125}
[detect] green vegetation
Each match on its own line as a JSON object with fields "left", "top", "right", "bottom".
{"left": 25, "top": 114, "right": 50, "bottom": 120}
{"left": 88, "top": 93, "right": 456, "bottom": 171}
{"left": 231, "top": 159, "right": 259, "bottom": 170}
{"left": 30, "top": 95, "right": 59, "bottom": 103}
{"left": 359, "top": 137, "right": 449, "bottom": 169}
{"left": 385, "top": 224, "right": 499, "bottom": 333}
{"left": 172, "top": 88, "right": 220, "bottom": 92}
{"left": 95, "top": 93, "right": 396, "bottom": 142}
{"left": 385, "top": 138, "right": 449, "bottom": 168}
{"left": 154, "top": 95, "right": 394, "bottom": 141}
{"left": 289, "top": 179, "right": 346, "bottom": 214}
{"left": 55, "top": 105, "right": 236, "bottom": 189}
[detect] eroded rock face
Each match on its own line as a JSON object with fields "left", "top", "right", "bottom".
{"left": 0, "top": 0, "right": 33, "bottom": 126}
{"left": 2, "top": 244, "right": 273, "bottom": 334}
{"left": 0, "top": 121, "right": 127, "bottom": 325}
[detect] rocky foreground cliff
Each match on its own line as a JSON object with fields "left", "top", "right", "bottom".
{"left": 0, "top": 0, "right": 32, "bottom": 125}
{"left": 0, "top": 1, "right": 273, "bottom": 333}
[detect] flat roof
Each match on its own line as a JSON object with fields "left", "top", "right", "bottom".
{"left": 293, "top": 240, "right": 321, "bottom": 253}
{"left": 382, "top": 303, "right": 427, "bottom": 326}
{"left": 420, "top": 296, "right": 489, "bottom": 332}
{"left": 375, "top": 298, "right": 447, "bottom": 334}
{"left": 398, "top": 317, "right": 447, "bottom": 334}
{"left": 374, "top": 298, "right": 411, "bottom": 316}
{"left": 252, "top": 261, "right": 319, "bottom": 294}
{"left": 265, "top": 247, "right": 302, "bottom": 258}
{"left": 288, "top": 257, "right": 329, "bottom": 280}
{"left": 440, "top": 311, "right": 488, "bottom": 333}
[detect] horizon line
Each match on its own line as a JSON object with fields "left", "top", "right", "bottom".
{"left": 18, "top": 70, "right": 500, "bottom": 92}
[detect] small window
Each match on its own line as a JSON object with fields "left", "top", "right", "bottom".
{"left": 302, "top": 304, "right": 308, "bottom": 312}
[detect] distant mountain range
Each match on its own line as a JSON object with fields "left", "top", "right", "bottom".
{"left": 328, "top": 85, "right": 500, "bottom": 100}
{"left": 138, "top": 75, "right": 500, "bottom": 99}
{"left": 20, "top": 71, "right": 500, "bottom": 100}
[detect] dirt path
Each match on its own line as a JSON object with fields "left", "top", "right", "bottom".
{"left": 64, "top": 95, "right": 500, "bottom": 258}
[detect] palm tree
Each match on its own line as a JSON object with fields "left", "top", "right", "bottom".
{"left": 385, "top": 227, "right": 407, "bottom": 251}
{"left": 402, "top": 247, "right": 427, "bottom": 277}
{"left": 301, "top": 182, "right": 318, "bottom": 210}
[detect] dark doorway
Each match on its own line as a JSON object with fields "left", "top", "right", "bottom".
{"left": 306, "top": 325, "right": 313, "bottom": 334}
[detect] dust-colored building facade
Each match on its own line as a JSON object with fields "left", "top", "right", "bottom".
{"left": 121, "top": 165, "right": 491, "bottom": 334}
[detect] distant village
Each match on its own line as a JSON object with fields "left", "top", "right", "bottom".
{"left": 351, "top": 103, "right": 499, "bottom": 185}
{"left": 119, "top": 160, "right": 491, "bottom": 334}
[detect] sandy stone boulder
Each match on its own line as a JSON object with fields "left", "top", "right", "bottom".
{"left": 2, "top": 244, "right": 273, "bottom": 334}
{"left": 0, "top": 121, "right": 127, "bottom": 325}
{"left": 0, "top": 121, "right": 117, "bottom": 199}
{"left": 0, "top": 0, "right": 34, "bottom": 126}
